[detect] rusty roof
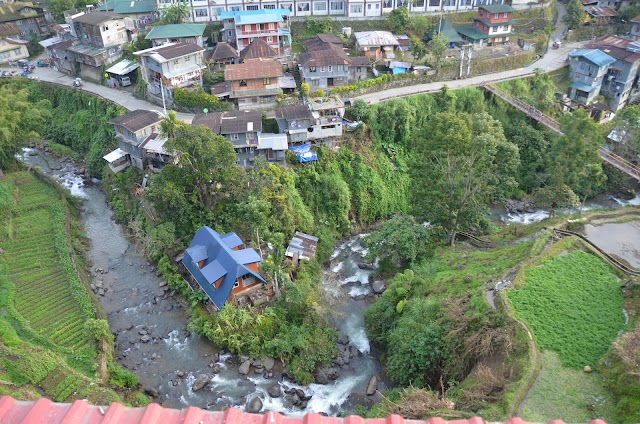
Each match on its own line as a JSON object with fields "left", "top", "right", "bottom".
{"left": 300, "top": 44, "right": 350, "bottom": 67}
{"left": 240, "top": 38, "right": 277, "bottom": 61}
{"left": 225, "top": 58, "right": 283, "bottom": 80}
{"left": 0, "top": 22, "right": 19, "bottom": 37}
{"left": 585, "top": 6, "right": 618, "bottom": 18}
{"left": 152, "top": 42, "right": 204, "bottom": 60}
{"left": 193, "top": 110, "right": 263, "bottom": 134}
{"left": 631, "top": 15, "right": 640, "bottom": 24}
{"left": 73, "top": 11, "right": 123, "bottom": 25}
{"left": 210, "top": 42, "right": 238, "bottom": 61}
{"left": 587, "top": 36, "right": 640, "bottom": 63}
{"left": 275, "top": 104, "right": 313, "bottom": 120}
{"left": 0, "top": 396, "right": 611, "bottom": 424}
{"left": 109, "top": 110, "right": 162, "bottom": 132}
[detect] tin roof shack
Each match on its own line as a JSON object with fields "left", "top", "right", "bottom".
{"left": 568, "top": 49, "right": 616, "bottom": 105}
{"left": 285, "top": 232, "right": 318, "bottom": 264}
{"left": 193, "top": 110, "right": 287, "bottom": 168}
{"left": 354, "top": 31, "right": 399, "bottom": 62}
{"left": 182, "top": 226, "right": 268, "bottom": 310}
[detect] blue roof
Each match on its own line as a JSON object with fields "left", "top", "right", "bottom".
{"left": 221, "top": 232, "right": 243, "bottom": 249}
{"left": 219, "top": 8, "right": 290, "bottom": 24}
{"left": 183, "top": 227, "right": 265, "bottom": 309}
{"left": 569, "top": 49, "right": 616, "bottom": 67}
{"left": 186, "top": 245, "right": 208, "bottom": 263}
{"left": 571, "top": 81, "right": 598, "bottom": 93}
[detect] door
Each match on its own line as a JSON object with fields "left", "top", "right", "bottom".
{"left": 327, "top": 77, "right": 334, "bottom": 87}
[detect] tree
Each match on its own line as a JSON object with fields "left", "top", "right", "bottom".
{"left": 159, "top": 110, "right": 184, "bottom": 140}
{"left": 409, "top": 111, "right": 519, "bottom": 245}
{"left": 362, "top": 215, "right": 433, "bottom": 266}
{"left": 389, "top": 6, "right": 410, "bottom": 32}
{"left": 609, "top": 105, "right": 640, "bottom": 160}
{"left": 0, "top": 84, "right": 51, "bottom": 170}
{"left": 409, "top": 16, "right": 433, "bottom": 34}
{"left": 305, "top": 16, "right": 333, "bottom": 36}
{"left": 564, "top": 0, "right": 587, "bottom": 29}
{"left": 409, "top": 35, "right": 427, "bottom": 61}
{"left": 48, "top": 0, "right": 90, "bottom": 22}
{"left": 158, "top": 1, "right": 190, "bottom": 25}
{"left": 301, "top": 82, "right": 310, "bottom": 98}
{"left": 428, "top": 32, "right": 449, "bottom": 72}
{"left": 346, "top": 99, "right": 369, "bottom": 121}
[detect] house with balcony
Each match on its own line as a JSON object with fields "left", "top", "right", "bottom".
{"left": 587, "top": 36, "right": 640, "bottom": 111}
{"left": 193, "top": 110, "right": 288, "bottom": 168}
{"left": 104, "top": 109, "right": 171, "bottom": 172}
{"left": 455, "top": 4, "right": 514, "bottom": 47}
{"left": 354, "top": 31, "right": 399, "bottom": 62}
{"left": 568, "top": 49, "right": 616, "bottom": 105}
{"left": 0, "top": 1, "right": 48, "bottom": 41}
{"left": 145, "top": 23, "right": 206, "bottom": 47}
{"left": 67, "top": 11, "right": 129, "bottom": 79}
{"left": 135, "top": 42, "right": 205, "bottom": 100}
{"left": 299, "top": 44, "right": 352, "bottom": 89}
{"left": 220, "top": 9, "right": 291, "bottom": 56}
{"left": 224, "top": 57, "right": 283, "bottom": 109}
{"left": 95, "top": 0, "right": 156, "bottom": 32}
{"left": 275, "top": 103, "right": 343, "bottom": 145}
{"left": 0, "top": 23, "right": 28, "bottom": 64}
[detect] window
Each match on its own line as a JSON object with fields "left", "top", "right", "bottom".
{"left": 174, "top": 59, "right": 179, "bottom": 64}
{"left": 244, "top": 25, "right": 251, "bottom": 31}
{"left": 185, "top": 55, "right": 191, "bottom": 61}
{"left": 330, "top": 0, "right": 343, "bottom": 9}
{"left": 367, "top": 3, "right": 371, "bottom": 8}
{"left": 233, "top": 281, "right": 240, "bottom": 288}
{"left": 429, "top": 0, "right": 439, "bottom": 6}
{"left": 297, "top": 2, "right": 310, "bottom": 11}
{"left": 263, "top": 77, "right": 271, "bottom": 84}
{"left": 195, "top": 8, "right": 208, "bottom": 16}
{"left": 383, "top": 0, "right": 391, "bottom": 7}
{"left": 415, "top": 0, "right": 425, "bottom": 6}
{"left": 267, "top": 36, "right": 273, "bottom": 42}
{"left": 243, "top": 276, "right": 255, "bottom": 287}
{"left": 479, "top": 8, "right": 483, "bottom": 15}
{"left": 230, "top": 133, "right": 239, "bottom": 140}
{"left": 350, "top": 2, "right": 363, "bottom": 12}
{"left": 315, "top": 1, "right": 327, "bottom": 10}
{"left": 246, "top": 4, "right": 259, "bottom": 9}
{"left": 309, "top": 66, "right": 317, "bottom": 72}
{"left": 240, "top": 79, "right": 247, "bottom": 86}
{"left": 328, "top": 65, "right": 333, "bottom": 72}
{"left": 320, "top": 66, "right": 325, "bottom": 72}
{"left": 494, "top": 13, "right": 499, "bottom": 19}
{"left": 228, "top": 30, "right": 232, "bottom": 37}
{"left": 502, "top": 25, "right": 508, "bottom": 31}
{"left": 268, "top": 22, "right": 275, "bottom": 29}
{"left": 264, "top": 4, "right": 276, "bottom": 8}
{"left": 503, "top": 12, "right": 508, "bottom": 18}
{"left": 490, "top": 26, "right": 495, "bottom": 33}
{"left": 13, "top": 48, "right": 22, "bottom": 55}
{"left": 312, "top": 79, "right": 319, "bottom": 86}
{"left": 483, "top": 24, "right": 487, "bottom": 30}
{"left": 231, "top": 6, "right": 241, "bottom": 10}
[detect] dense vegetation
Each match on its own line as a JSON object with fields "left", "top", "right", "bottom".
{"left": 0, "top": 172, "right": 140, "bottom": 404}
{"left": 508, "top": 250, "right": 624, "bottom": 369}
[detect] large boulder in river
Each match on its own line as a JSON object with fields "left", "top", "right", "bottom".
{"left": 371, "top": 280, "right": 386, "bottom": 294}
{"left": 238, "top": 359, "right": 251, "bottom": 375}
{"left": 267, "top": 384, "right": 281, "bottom": 398}
{"left": 263, "top": 357, "right": 275, "bottom": 371}
{"left": 338, "top": 334, "right": 349, "bottom": 345}
{"left": 357, "top": 263, "right": 376, "bottom": 271}
{"left": 246, "top": 396, "right": 263, "bottom": 413}
{"left": 192, "top": 374, "right": 210, "bottom": 392}
{"left": 315, "top": 366, "right": 340, "bottom": 384}
{"left": 366, "top": 376, "right": 378, "bottom": 396}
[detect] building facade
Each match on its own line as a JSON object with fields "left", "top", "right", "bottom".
{"left": 145, "top": 23, "right": 206, "bottom": 47}
{"left": 456, "top": 3, "right": 513, "bottom": 46}
{"left": 568, "top": 49, "right": 616, "bottom": 105}
{"left": 224, "top": 57, "right": 283, "bottom": 108}
{"left": 135, "top": 42, "right": 205, "bottom": 99}
{"left": 0, "top": 1, "right": 47, "bottom": 40}
{"left": 220, "top": 9, "right": 291, "bottom": 56}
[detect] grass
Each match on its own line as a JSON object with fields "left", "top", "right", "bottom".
{"left": 521, "top": 350, "right": 617, "bottom": 423}
{"left": 508, "top": 250, "right": 625, "bottom": 369}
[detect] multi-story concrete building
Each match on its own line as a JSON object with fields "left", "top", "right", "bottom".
{"left": 0, "top": 1, "right": 47, "bottom": 40}
{"left": 0, "top": 23, "right": 29, "bottom": 64}
{"left": 274, "top": 102, "right": 343, "bottom": 145}
{"left": 568, "top": 49, "right": 616, "bottom": 105}
{"left": 224, "top": 57, "right": 283, "bottom": 109}
{"left": 135, "top": 42, "right": 205, "bottom": 99}
{"left": 456, "top": 3, "right": 514, "bottom": 47}
{"left": 220, "top": 9, "right": 291, "bottom": 56}
{"left": 145, "top": 23, "right": 206, "bottom": 47}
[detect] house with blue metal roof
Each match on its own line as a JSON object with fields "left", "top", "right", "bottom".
{"left": 182, "top": 226, "right": 266, "bottom": 309}
{"left": 568, "top": 49, "right": 616, "bottom": 105}
{"left": 220, "top": 9, "right": 291, "bottom": 56}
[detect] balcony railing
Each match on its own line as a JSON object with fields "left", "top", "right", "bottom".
{"left": 237, "top": 29, "right": 279, "bottom": 37}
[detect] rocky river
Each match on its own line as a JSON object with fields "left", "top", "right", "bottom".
{"left": 21, "top": 148, "right": 383, "bottom": 414}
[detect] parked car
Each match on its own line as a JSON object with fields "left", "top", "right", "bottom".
{"left": 120, "top": 76, "right": 131, "bottom": 87}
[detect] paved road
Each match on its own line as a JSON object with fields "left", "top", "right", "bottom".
{"left": 0, "top": 62, "right": 195, "bottom": 123}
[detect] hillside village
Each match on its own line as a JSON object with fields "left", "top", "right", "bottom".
{"left": 2, "top": 0, "right": 640, "bottom": 422}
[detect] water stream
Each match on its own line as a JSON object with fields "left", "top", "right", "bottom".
{"left": 20, "top": 148, "right": 380, "bottom": 414}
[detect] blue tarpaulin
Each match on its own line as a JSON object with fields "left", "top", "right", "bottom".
{"left": 289, "top": 143, "right": 318, "bottom": 162}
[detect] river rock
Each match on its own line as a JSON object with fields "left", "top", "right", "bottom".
{"left": 338, "top": 334, "right": 349, "bottom": 345}
{"left": 366, "top": 376, "right": 378, "bottom": 396}
{"left": 371, "top": 280, "right": 386, "bottom": 294}
{"left": 295, "top": 389, "right": 305, "bottom": 400}
{"left": 239, "top": 360, "right": 251, "bottom": 375}
{"left": 97, "top": 288, "right": 105, "bottom": 296}
{"left": 140, "top": 335, "right": 150, "bottom": 343}
{"left": 176, "top": 371, "right": 185, "bottom": 378}
{"left": 138, "top": 329, "right": 147, "bottom": 336}
{"left": 159, "top": 281, "right": 167, "bottom": 288}
{"left": 90, "top": 283, "right": 96, "bottom": 291}
{"left": 144, "top": 387, "right": 159, "bottom": 398}
{"left": 246, "top": 396, "right": 263, "bottom": 413}
{"left": 584, "top": 365, "right": 592, "bottom": 373}
{"left": 252, "top": 359, "right": 262, "bottom": 367}
{"left": 357, "top": 263, "right": 376, "bottom": 270}
{"left": 505, "top": 199, "right": 534, "bottom": 214}
{"left": 263, "top": 357, "right": 275, "bottom": 371}
{"left": 299, "top": 400, "right": 308, "bottom": 409}
{"left": 267, "top": 384, "right": 281, "bottom": 398}
{"left": 192, "top": 374, "right": 210, "bottom": 392}
{"left": 240, "top": 354, "right": 250, "bottom": 363}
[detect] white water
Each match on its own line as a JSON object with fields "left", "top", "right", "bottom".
{"left": 164, "top": 329, "right": 189, "bottom": 351}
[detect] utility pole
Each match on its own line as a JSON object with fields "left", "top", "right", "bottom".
{"left": 459, "top": 46, "right": 465, "bottom": 78}
{"left": 466, "top": 44, "right": 472, "bottom": 77}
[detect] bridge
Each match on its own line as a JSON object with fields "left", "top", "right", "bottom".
{"left": 483, "top": 84, "right": 640, "bottom": 182}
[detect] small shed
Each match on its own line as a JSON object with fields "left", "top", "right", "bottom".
{"left": 285, "top": 232, "right": 319, "bottom": 262}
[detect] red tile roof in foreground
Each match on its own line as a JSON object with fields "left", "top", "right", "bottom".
{"left": 0, "top": 396, "right": 609, "bottom": 424}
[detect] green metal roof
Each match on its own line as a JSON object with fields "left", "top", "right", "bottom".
{"left": 478, "top": 4, "right": 515, "bottom": 13}
{"left": 455, "top": 25, "right": 491, "bottom": 40}
{"left": 427, "top": 19, "right": 463, "bottom": 43}
{"left": 146, "top": 24, "right": 207, "bottom": 40}
{"left": 96, "top": 0, "right": 156, "bottom": 14}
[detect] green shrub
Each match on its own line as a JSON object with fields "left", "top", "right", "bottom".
{"left": 173, "top": 87, "right": 230, "bottom": 111}
{"left": 108, "top": 362, "right": 139, "bottom": 389}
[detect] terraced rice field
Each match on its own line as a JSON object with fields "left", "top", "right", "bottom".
{"left": 1, "top": 172, "right": 91, "bottom": 350}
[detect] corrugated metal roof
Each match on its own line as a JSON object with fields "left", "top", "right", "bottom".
{"left": 0, "top": 396, "right": 610, "bottom": 424}
{"left": 569, "top": 49, "right": 616, "bottom": 67}
{"left": 354, "top": 31, "right": 399, "bottom": 47}
{"left": 146, "top": 24, "right": 206, "bottom": 40}
{"left": 478, "top": 4, "right": 515, "bottom": 13}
